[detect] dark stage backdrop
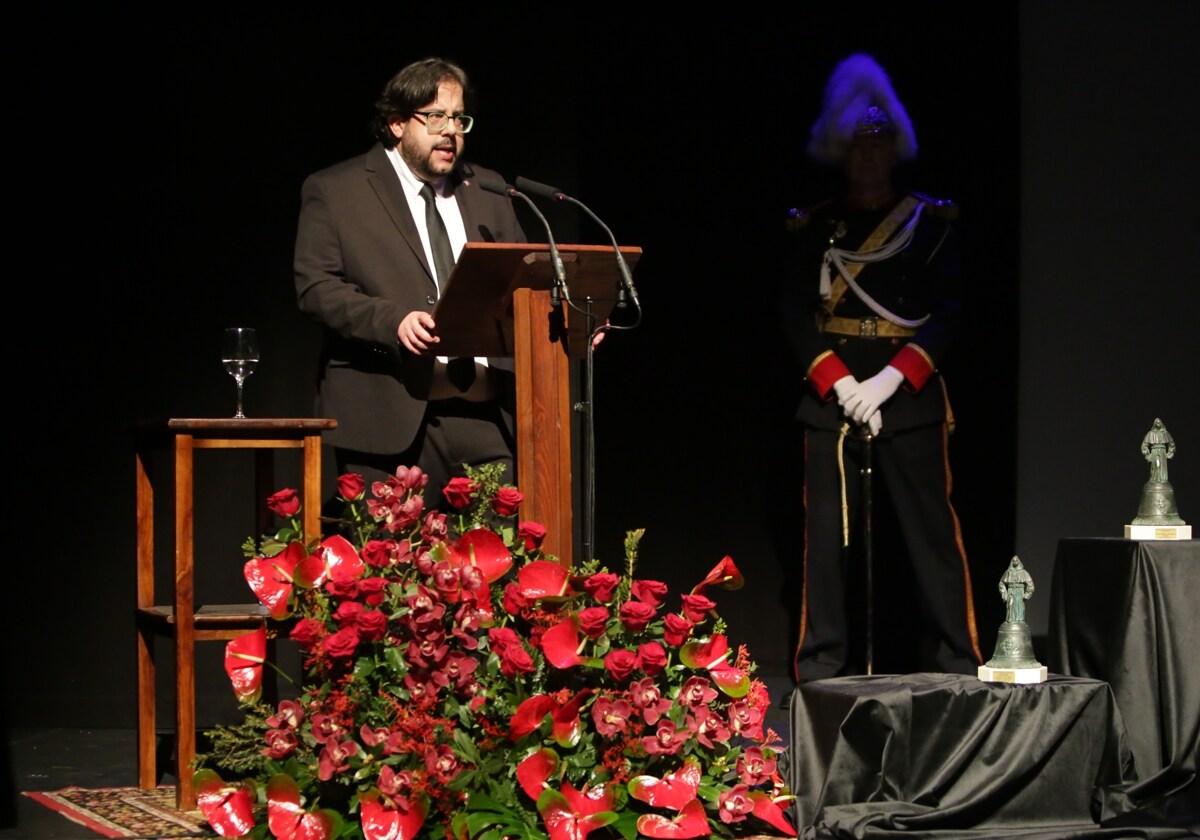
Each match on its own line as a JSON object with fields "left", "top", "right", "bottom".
{"left": 7, "top": 4, "right": 1193, "bottom": 732}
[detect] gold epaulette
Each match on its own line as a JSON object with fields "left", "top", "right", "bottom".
{"left": 910, "top": 191, "right": 959, "bottom": 221}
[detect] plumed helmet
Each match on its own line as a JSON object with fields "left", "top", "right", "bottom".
{"left": 807, "top": 53, "right": 918, "bottom": 163}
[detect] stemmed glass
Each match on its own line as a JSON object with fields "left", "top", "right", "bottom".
{"left": 222, "top": 327, "right": 259, "bottom": 419}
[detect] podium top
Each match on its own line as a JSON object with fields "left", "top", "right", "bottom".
{"left": 136, "top": 418, "right": 338, "bottom": 434}
{"left": 432, "top": 242, "right": 642, "bottom": 357}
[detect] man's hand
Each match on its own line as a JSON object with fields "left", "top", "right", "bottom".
{"left": 842, "top": 366, "right": 904, "bottom": 424}
{"left": 398, "top": 311, "right": 439, "bottom": 354}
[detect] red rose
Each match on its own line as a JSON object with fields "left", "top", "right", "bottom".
{"left": 604, "top": 648, "right": 638, "bottom": 682}
{"left": 321, "top": 627, "right": 361, "bottom": 659}
{"left": 337, "top": 472, "right": 365, "bottom": 501}
{"left": 289, "top": 617, "right": 324, "bottom": 650}
{"left": 517, "top": 521, "right": 547, "bottom": 551}
{"left": 357, "top": 610, "right": 388, "bottom": 641}
{"left": 361, "top": 540, "right": 396, "bottom": 568}
{"left": 266, "top": 488, "right": 300, "bottom": 518}
{"left": 333, "top": 601, "right": 364, "bottom": 626}
{"left": 578, "top": 606, "right": 610, "bottom": 638}
{"left": 663, "top": 613, "right": 694, "bottom": 647}
{"left": 637, "top": 642, "right": 668, "bottom": 676}
{"left": 499, "top": 643, "right": 535, "bottom": 678}
{"left": 582, "top": 572, "right": 619, "bottom": 603}
{"left": 680, "top": 593, "right": 717, "bottom": 623}
{"left": 619, "top": 600, "right": 656, "bottom": 633}
{"left": 632, "top": 579, "right": 669, "bottom": 607}
{"left": 502, "top": 582, "right": 529, "bottom": 615}
{"left": 358, "top": 577, "right": 387, "bottom": 606}
{"left": 491, "top": 487, "right": 524, "bottom": 517}
{"left": 442, "top": 477, "right": 479, "bottom": 510}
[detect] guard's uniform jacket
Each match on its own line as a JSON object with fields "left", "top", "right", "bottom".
{"left": 782, "top": 192, "right": 961, "bottom": 434}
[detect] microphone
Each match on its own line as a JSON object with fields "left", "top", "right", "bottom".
{"left": 514, "top": 176, "right": 640, "bottom": 309}
{"left": 475, "top": 171, "right": 568, "bottom": 305}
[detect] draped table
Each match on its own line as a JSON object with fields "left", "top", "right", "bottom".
{"left": 785, "top": 672, "right": 1171, "bottom": 838}
{"left": 1048, "top": 537, "right": 1199, "bottom": 827}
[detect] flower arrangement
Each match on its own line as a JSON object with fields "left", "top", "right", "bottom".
{"left": 194, "top": 463, "right": 796, "bottom": 840}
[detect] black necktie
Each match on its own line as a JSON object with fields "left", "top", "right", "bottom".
{"left": 419, "top": 182, "right": 475, "bottom": 391}
{"left": 419, "top": 182, "right": 456, "bottom": 287}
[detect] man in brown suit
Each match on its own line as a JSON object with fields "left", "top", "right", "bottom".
{"left": 294, "top": 57, "right": 526, "bottom": 512}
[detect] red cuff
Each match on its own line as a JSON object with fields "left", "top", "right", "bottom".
{"left": 807, "top": 351, "right": 852, "bottom": 398}
{"left": 890, "top": 344, "right": 935, "bottom": 391}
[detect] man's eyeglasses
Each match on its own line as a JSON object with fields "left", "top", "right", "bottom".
{"left": 411, "top": 111, "right": 474, "bottom": 134}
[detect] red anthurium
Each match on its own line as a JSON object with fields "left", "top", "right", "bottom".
{"left": 194, "top": 769, "right": 256, "bottom": 837}
{"left": 321, "top": 534, "right": 366, "bottom": 584}
{"left": 541, "top": 617, "right": 585, "bottom": 669}
{"left": 550, "top": 690, "right": 592, "bottom": 748}
{"left": 678, "top": 635, "right": 750, "bottom": 698}
{"left": 634, "top": 798, "right": 710, "bottom": 839}
{"left": 678, "top": 634, "right": 729, "bottom": 670}
{"left": 708, "top": 665, "right": 751, "bottom": 698}
{"left": 537, "top": 784, "right": 618, "bottom": 840}
{"left": 510, "top": 694, "right": 558, "bottom": 740}
{"left": 749, "top": 791, "right": 798, "bottom": 837}
{"left": 516, "top": 748, "right": 559, "bottom": 800}
{"left": 691, "top": 555, "right": 744, "bottom": 595}
{"left": 244, "top": 541, "right": 306, "bottom": 619}
{"left": 446, "top": 528, "right": 513, "bottom": 583}
{"left": 628, "top": 758, "right": 702, "bottom": 809}
{"left": 360, "top": 790, "right": 428, "bottom": 840}
{"left": 516, "top": 559, "right": 572, "bottom": 600}
{"left": 266, "top": 774, "right": 337, "bottom": 840}
{"left": 224, "top": 625, "right": 266, "bottom": 704}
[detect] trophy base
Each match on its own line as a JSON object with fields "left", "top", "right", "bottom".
{"left": 978, "top": 664, "right": 1047, "bottom": 684}
{"left": 1125, "top": 523, "right": 1191, "bottom": 540}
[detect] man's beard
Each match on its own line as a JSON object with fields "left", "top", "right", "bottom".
{"left": 400, "top": 132, "right": 458, "bottom": 182}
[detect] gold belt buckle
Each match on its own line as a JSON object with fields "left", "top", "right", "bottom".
{"left": 859, "top": 317, "right": 878, "bottom": 338}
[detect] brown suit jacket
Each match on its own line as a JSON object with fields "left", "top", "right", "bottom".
{"left": 294, "top": 143, "right": 526, "bottom": 453}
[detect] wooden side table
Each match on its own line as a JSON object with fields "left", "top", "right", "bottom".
{"left": 134, "top": 418, "right": 335, "bottom": 810}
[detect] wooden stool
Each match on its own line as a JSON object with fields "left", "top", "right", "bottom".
{"left": 134, "top": 418, "right": 335, "bottom": 810}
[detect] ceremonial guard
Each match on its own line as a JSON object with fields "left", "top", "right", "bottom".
{"left": 781, "top": 54, "right": 983, "bottom": 682}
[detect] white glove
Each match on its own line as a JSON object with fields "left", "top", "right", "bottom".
{"left": 866, "top": 411, "right": 883, "bottom": 436}
{"left": 831, "top": 375, "right": 859, "bottom": 407}
{"left": 842, "top": 366, "right": 904, "bottom": 424}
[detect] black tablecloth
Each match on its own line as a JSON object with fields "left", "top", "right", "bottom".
{"left": 786, "top": 673, "right": 1195, "bottom": 838}
{"left": 1048, "top": 538, "right": 1199, "bottom": 826}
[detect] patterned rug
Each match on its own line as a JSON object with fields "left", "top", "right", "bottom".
{"left": 23, "top": 786, "right": 215, "bottom": 838}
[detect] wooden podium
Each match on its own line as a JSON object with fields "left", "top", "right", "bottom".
{"left": 433, "top": 242, "right": 641, "bottom": 567}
